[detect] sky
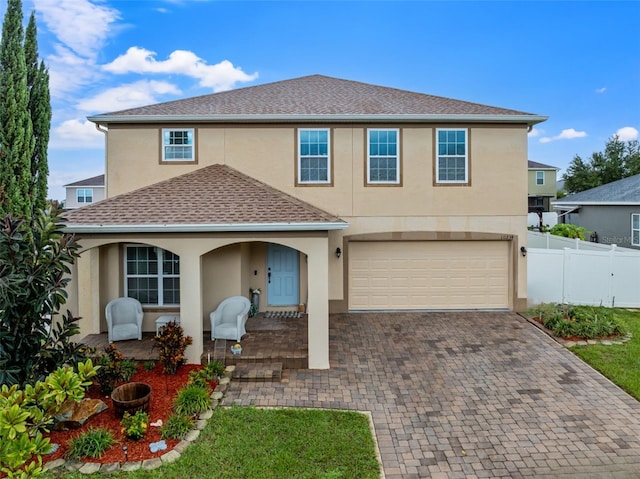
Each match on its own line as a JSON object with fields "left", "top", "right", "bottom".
{"left": 3, "top": 0, "right": 639, "bottom": 201}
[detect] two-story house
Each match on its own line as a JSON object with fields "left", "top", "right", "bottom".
{"left": 63, "top": 174, "right": 105, "bottom": 209}
{"left": 528, "top": 161, "right": 558, "bottom": 213}
{"left": 64, "top": 75, "right": 546, "bottom": 367}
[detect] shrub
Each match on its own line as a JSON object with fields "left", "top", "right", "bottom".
{"left": 120, "top": 410, "right": 148, "bottom": 440}
{"left": 532, "top": 303, "right": 627, "bottom": 339}
{"left": 549, "top": 223, "right": 589, "bottom": 241}
{"left": 188, "top": 360, "right": 225, "bottom": 388}
{"left": 65, "top": 428, "right": 115, "bottom": 460}
{"left": 143, "top": 360, "right": 156, "bottom": 371}
{"left": 160, "top": 413, "right": 194, "bottom": 440}
{"left": 121, "top": 359, "right": 139, "bottom": 382}
{"left": 153, "top": 321, "right": 193, "bottom": 375}
{"left": 94, "top": 344, "right": 125, "bottom": 395}
{"left": 173, "top": 383, "right": 211, "bottom": 416}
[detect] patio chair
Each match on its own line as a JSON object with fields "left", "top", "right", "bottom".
{"left": 210, "top": 296, "right": 251, "bottom": 341}
{"left": 106, "top": 297, "right": 144, "bottom": 343}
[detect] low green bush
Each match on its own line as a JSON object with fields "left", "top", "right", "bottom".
{"left": 173, "top": 384, "right": 211, "bottom": 416}
{"left": 160, "top": 413, "right": 194, "bottom": 440}
{"left": 531, "top": 303, "right": 626, "bottom": 339}
{"left": 121, "top": 359, "right": 139, "bottom": 382}
{"left": 65, "top": 428, "right": 115, "bottom": 460}
{"left": 121, "top": 411, "right": 149, "bottom": 440}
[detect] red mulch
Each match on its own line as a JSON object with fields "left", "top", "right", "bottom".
{"left": 44, "top": 362, "right": 217, "bottom": 465}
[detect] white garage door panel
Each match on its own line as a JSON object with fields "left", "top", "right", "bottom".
{"left": 349, "top": 241, "right": 509, "bottom": 310}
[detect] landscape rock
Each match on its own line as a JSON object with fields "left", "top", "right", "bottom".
{"left": 52, "top": 398, "right": 108, "bottom": 431}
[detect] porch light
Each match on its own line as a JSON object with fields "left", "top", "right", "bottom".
{"left": 520, "top": 246, "right": 527, "bottom": 257}
{"left": 335, "top": 247, "right": 342, "bottom": 258}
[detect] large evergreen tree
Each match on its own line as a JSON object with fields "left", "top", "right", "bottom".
{"left": 25, "top": 11, "right": 50, "bottom": 212}
{"left": 563, "top": 136, "right": 640, "bottom": 194}
{"left": 0, "top": 0, "right": 34, "bottom": 218}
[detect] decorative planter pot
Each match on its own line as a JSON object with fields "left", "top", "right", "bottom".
{"left": 251, "top": 292, "right": 260, "bottom": 312}
{"left": 111, "top": 382, "right": 151, "bottom": 418}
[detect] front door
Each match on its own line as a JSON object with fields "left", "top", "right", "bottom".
{"left": 267, "top": 244, "right": 299, "bottom": 306}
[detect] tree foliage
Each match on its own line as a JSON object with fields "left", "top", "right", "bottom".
{"left": 563, "top": 136, "right": 640, "bottom": 194}
{"left": 0, "top": 207, "right": 88, "bottom": 386}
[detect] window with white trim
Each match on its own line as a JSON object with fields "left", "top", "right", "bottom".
{"left": 436, "top": 128, "right": 468, "bottom": 184}
{"left": 536, "top": 171, "right": 544, "bottom": 185}
{"left": 298, "top": 129, "right": 330, "bottom": 184}
{"left": 76, "top": 188, "right": 93, "bottom": 203}
{"left": 162, "top": 128, "right": 194, "bottom": 162}
{"left": 632, "top": 214, "right": 640, "bottom": 246}
{"left": 368, "top": 129, "right": 399, "bottom": 184}
{"left": 125, "top": 246, "right": 180, "bottom": 306}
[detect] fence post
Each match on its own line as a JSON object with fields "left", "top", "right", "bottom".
{"left": 562, "top": 248, "right": 569, "bottom": 304}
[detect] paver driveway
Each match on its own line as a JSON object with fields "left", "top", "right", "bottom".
{"left": 224, "top": 312, "right": 640, "bottom": 478}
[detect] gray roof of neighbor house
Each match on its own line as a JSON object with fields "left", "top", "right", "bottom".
{"left": 64, "top": 174, "right": 105, "bottom": 188}
{"left": 88, "top": 75, "right": 546, "bottom": 126}
{"left": 528, "top": 161, "right": 558, "bottom": 170}
{"left": 553, "top": 174, "right": 640, "bottom": 206}
{"left": 63, "top": 164, "right": 347, "bottom": 233}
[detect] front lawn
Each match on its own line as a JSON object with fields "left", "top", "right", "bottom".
{"left": 44, "top": 406, "right": 381, "bottom": 479}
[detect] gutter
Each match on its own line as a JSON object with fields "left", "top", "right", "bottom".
{"left": 553, "top": 201, "right": 640, "bottom": 207}
{"left": 64, "top": 221, "right": 349, "bottom": 234}
{"left": 87, "top": 113, "right": 548, "bottom": 127}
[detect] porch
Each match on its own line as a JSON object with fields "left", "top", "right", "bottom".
{"left": 80, "top": 313, "right": 308, "bottom": 381}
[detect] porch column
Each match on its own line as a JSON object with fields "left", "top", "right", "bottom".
{"left": 179, "top": 250, "right": 203, "bottom": 364}
{"left": 306, "top": 238, "right": 330, "bottom": 369}
{"left": 76, "top": 249, "right": 101, "bottom": 337}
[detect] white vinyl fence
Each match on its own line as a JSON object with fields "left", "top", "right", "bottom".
{"left": 527, "top": 212, "right": 558, "bottom": 229}
{"left": 527, "top": 237, "right": 640, "bottom": 307}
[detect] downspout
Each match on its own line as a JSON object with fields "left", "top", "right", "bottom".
{"left": 94, "top": 123, "right": 108, "bottom": 197}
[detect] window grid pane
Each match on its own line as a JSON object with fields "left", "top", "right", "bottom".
{"left": 437, "top": 129, "right": 467, "bottom": 183}
{"left": 125, "top": 246, "right": 179, "bottom": 306}
{"left": 163, "top": 129, "right": 194, "bottom": 161}
{"left": 633, "top": 214, "right": 640, "bottom": 246}
{"left": 368, "top": 129, "right": 399, "bottom": 183}
{"left": 299, "top": 129, "right": 329, "bottom": 183}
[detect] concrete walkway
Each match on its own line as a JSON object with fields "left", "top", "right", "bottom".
{"left": 224, "top": 312, "right": 640, "bottom": 478}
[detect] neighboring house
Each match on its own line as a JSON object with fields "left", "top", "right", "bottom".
{"left": 528, "top": 161, "right": 558, "bottom": 212}
{"left": 553, "top": 173, "right": 640, "bottom": 249}
{"left": 63, "top": 75, "right": 546, "bottom": 368}
{"left": 64, "top": 174, "right": 105, "bottom": 209}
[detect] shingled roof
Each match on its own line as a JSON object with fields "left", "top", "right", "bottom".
{"left": 63, "top": 164, "right": 347, "bottom": 233}
{"left": 88, "top": 75, "right": 546, "bottom": 125}
{"left": 528, "top": 161, "right": 558, "bottom": 170}
{"left": 64, "top": 174, "right": 105, "bottom": 188}
{"left": 554, "top": 174, "right": 640, "bottom": 206}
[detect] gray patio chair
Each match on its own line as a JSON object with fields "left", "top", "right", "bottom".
{"left": 210, "top": 295, "right": 251, "bottom": 341}
{"left": 105, "top": 297, "right": 144, "bottom": 343}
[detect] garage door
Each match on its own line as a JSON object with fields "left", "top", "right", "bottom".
{"left": 348, "top": 241, "right": 510, "bottom": 310}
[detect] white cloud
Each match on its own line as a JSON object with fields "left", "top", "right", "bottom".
{"left": 595, "top": 87, "right": 606, "bottom": 94}
{"left": 539, "top": 128, "right": 587, "bottom": 143}
{"left": 77, "top": 80, "right": 182, "bottom": 112}
{"left": 615, "top": 126, "right": 639, "bottom": 141}
{"left": 49, "top": 119, "right": 105, "bottom": 149}
{"left": 104, "top": 47, "right": 259, "bottom": 92}
{"left": 528, "top": 127, "right": 542, "bottom": 138}
{"left": 47, "top": 44, "right": 102, "bottom": 98}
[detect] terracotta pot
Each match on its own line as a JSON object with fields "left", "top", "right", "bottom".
{"left": 111, "top": 382, "right": 151, "bottom": 418}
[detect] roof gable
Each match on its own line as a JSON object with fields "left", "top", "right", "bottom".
{"left": 64, "top": 174, "right": 105, "bottom": 187}
{"left": 89, "top": 75, "right": 545, "bottom": 125}
{"left": 63, "top": 165, "right": 346, "bottom": 233}
{"left": 528, "top": 161, "right": 558, "bottom": 170}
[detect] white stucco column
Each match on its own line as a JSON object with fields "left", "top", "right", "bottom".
{"left": 178, "top": 250, "right": 204, "bottom": 364}
{"left": 306, "top": 238, "right": 330, "bottom": 369}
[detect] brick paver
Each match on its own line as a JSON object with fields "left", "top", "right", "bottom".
{"left": 224, "top": 312, "right": 640, "bottom": 478}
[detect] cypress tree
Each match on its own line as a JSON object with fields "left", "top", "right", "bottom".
{"left": 25, "top": 11, "right": 50, "bottom": 212}
{"left": 0, "top": 0, "right": 34, "bottom": 218}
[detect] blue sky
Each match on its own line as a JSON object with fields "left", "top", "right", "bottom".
{"left": 4, "top": 0, "right": 639, "bottom": 200}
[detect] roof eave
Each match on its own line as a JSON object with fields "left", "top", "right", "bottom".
{"left": 552, "top": 201, "right": 640, "bottom": 207}
{"left": 64, "top": 221, "right": 349, "bottom": 234}
{"left": 88, "top": 113, "right": 548, "bottom": 126}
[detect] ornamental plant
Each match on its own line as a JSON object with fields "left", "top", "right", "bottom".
{"left": 120, "top": 410, "right": 149, "bottom": 440}
{"left": 153, "top": 321, "right": 193, "bottom": 375}
{"left": 173, "top": 383, "right": 211, "bottom": 416}
{"left": 160, "top": 413, "right": 194, "bottom": 440}
{"left": 94, "top": 344, "right": 126, "bottom": 395}
{"left": 65, "top": 428, "right": 115, "bottom": 460}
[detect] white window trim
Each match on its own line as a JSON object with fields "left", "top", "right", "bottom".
{"left": 632, "top": 214, "right": 640, "bottom": 246}
{"left": 436, "top": 128, "right": 469, "bottom": 184}
{"left": 162, "top": 128, "right": 195, "bottom": 162}
{"left": 76, "top": 188, "right": 93, "bottom": 203}
{"left": 367, "top": 128, "right": 400, "bottom": 185}
{"left": 298, "top": 128, "right": 331, "bottom": 184}
{"left": 536, "top": 171, "right": 545, "bottom": 185}
{"left": 124, "top": 245, "right": 180, "bottom": 306}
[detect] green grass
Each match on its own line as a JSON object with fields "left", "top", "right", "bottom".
{"left": 43, "top": 406, "right": 381, "bottom": 479}
{"left": 570, "top": 308, "right": 640, "bottom": 400}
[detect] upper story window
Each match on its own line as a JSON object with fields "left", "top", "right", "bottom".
{"left": 125, "top": 245, "right": 180, "bottom": 306}
{"left": 162, "top": 128, "right": 195, "bottom": 162}
{"left": 632, "top": 214, "right": 640, "bottom": 246}
{"left": 77, "top": 188, "right": 93, "bottom": 204}
{"left": 367, "top": 129, "right": 400, "bottom": 184}
{"left": 298, "top": 129, "right": 330, "bottom": 184}
{"left": 536, "top": 171, "right": 544, "bottom": 185}
{"left": 436, "top": 128, "right": 468, "bottom": 184}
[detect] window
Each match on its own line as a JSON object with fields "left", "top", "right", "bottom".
{"left": 368, "top": 129, "right": 400, "bottom": 184}
{"left": 77, "top": 188, "right": 93, "bottom": 203}
{"left": 633, "top": 214, "right": 640, "bottom": 246}
{"left": 298, "top": 129, "right": 330, "bottom": 184}
{"left": 162, "top": 128, "right": 194, "bottom": 162}
{"left": 125, "top": 246, "right": 180, "bottom": 306}
{"left": 536, "top": 171, "right": 544, "bottom": 185}
{"left": 436, "top": 128, "right": 468, "bottom": 184}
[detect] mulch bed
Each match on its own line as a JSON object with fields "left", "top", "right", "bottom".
{"left": 44, "top": 362, "right": 216, "bottom": 465}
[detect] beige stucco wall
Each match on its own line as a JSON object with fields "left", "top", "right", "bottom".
{"left": 528, "top": 169, "right": 557, "bottom": 198}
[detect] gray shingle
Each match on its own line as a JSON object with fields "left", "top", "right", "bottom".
{"left": 556, "top": 174, "right": 640, "bottom": 204}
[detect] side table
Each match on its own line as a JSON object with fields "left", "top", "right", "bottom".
{"left": 155, "top": 315, "right": 180, "bottom": 335}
